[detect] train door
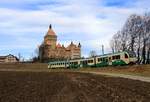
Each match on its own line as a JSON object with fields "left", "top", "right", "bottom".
{"left": 80, "top": 60, "right": 88, "bottom": 67}
{"left": 108, "top": 56, "right": 112, "bottom": 65}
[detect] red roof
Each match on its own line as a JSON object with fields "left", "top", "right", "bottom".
{"left": 56, "top": 43, "right": 62, "bottom": 48}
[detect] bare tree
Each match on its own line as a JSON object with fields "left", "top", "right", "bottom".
{"left": 110, "top": 32, "right": 123, "bottom": 53}
{"left": 110, "top": 12, "right": 150, "bottom": 64}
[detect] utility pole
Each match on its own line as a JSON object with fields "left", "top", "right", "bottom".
{"left": 102, "top": 45, "right": 104, "bottom": 55}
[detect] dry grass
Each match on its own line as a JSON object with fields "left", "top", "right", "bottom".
{"left": 0, "top": 63, "right": 150, "bottom": 77}
{"left": 79, "top": 64, "right": 150, "bottom": 77}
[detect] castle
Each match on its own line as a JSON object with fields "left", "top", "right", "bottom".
{"left": 39, "top": 25, "right": 81, "bottom": 62}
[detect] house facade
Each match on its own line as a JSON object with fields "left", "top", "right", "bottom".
{"left": 0, "top": 54, "right": 19, "bottom": 63}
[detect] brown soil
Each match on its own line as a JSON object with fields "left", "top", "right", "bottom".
{"left": 0, "top": 71, "right": 150, "bottom": 102}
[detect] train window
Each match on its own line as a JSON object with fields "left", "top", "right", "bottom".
{"left": 102, "top": 58, "right": 105, "bottom": 61}
{"left": 106, "top": 59, "right": 108, "bottom": 62}
{"left": 109, "top": 57, "right": 111, "bottom": 60}
{"left": 116, "top": 55, "right": 120, "bottom": 59}
{"left": 102, "top": 57, "right": 108, "bottom": 62}
{"left": 125, "top": 54, "right": 128, "bottom": 58}
{"left": 74, "top": 62, "right": 78, "bottom": 65}
{"left": 112, "top": 56, "right": 115, "bottom": 60}
{"left": 112, "top": 55, "right": 120, "bottom": 60}
{"left": 98, "top": 58, "right": 100, "bottom": 61}
{"left": 98, "top": 58, "right": 104, "bottom": 61}
{"left": 88, "top": 60, "right": 93, "bottom": 63}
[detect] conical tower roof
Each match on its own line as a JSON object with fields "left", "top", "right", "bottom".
{"left": 46, "top": 24, "right": 56, "bottom": 36}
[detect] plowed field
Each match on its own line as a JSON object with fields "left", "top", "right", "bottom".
{"left": 0, "top": 71, "right": 150, "bottom": 102}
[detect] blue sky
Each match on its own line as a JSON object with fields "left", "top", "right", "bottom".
{"left": 0, "top": 0, "right": 149, "bottom": 60}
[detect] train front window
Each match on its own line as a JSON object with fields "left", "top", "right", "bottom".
{"left": 126, "top": 51, "right": 136, "bottom": 58}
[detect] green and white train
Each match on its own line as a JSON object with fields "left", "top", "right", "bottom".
{"left": 48, "top": 51, "right": 137, "bottom": 69}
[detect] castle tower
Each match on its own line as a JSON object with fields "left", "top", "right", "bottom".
{"left": 44, "top": 24, "right": 57, "bottom": 49}
{"left": 39, "top": 24, "right": 81, "bottom": 62}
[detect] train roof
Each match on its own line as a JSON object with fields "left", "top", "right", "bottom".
{"left": 95, "top": 51, "right": 129, "bottom": 57}
{"left": 48, "top": 60, "right": 67, "bottom": 64}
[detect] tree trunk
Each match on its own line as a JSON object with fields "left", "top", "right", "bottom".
{"left": 146, "top": 47, "right": 150, "bottom": 64}
{"left": 131, "top": 36, "right": 135, "bottom": 52}
{"left": 142, "top": 40, "right": 146, "bottom": 64}
{"left": 137, "top": 48, "right": 140, "bottom": 64}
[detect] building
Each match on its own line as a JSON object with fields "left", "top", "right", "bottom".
{"left": 39, "top": 25, "right": 81, "bottom": 62}
{"left": 0, "top": 54, "right": 19, "bottom": 63}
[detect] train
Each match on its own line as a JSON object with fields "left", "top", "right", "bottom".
{"left": 48, "top": 51, "right": 137, "bottom": 69}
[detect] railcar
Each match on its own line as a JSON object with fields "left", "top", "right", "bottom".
{"left": 48, "top": 51, "right": 137, "bottom": 69}
{"left": 96, "top": 51, "right": 137, "bottom": 67}
{"left": 48, "top": 61, "right": 69, "bottom": 69}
